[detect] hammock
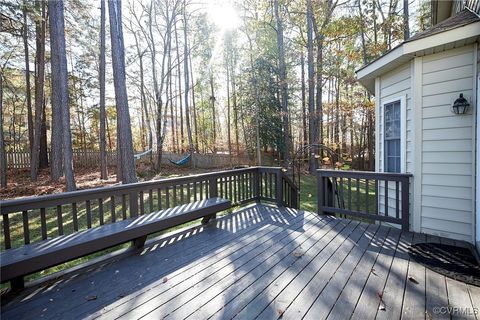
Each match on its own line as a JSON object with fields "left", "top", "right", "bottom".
{"left": 134, "top": 149, "right": 152, "bottom": 161}
{"left": 169, "top": 154, "right": 191, "bottom": 166}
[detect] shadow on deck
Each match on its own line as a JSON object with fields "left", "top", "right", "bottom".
{"left": 1, "top": 204, "right": 479, "bottom": 320}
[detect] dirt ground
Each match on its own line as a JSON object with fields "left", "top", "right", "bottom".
{"left": 0, "top": 163, "right": 229, "bottom": 200}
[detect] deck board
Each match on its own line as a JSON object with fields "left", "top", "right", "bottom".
{"left": 1, "top": 204, "right": 478, "bottom": 320}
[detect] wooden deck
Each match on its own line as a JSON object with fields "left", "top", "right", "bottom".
{"left": 1, "top": 204, "right": 479, "bottom": 319}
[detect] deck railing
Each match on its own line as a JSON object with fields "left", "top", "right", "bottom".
{"left": 317, "top": 169, "right": 412, "bottom": 231}
{"left": 0, "top": 167, "right": 298, "bottom": 250}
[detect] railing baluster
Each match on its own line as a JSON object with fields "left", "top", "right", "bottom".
{"left": 375, "top": 179, "right": 379, "bottom": 214}
{"left": 22, "top": 210, "right": 30, "bottom": 244}
{"left": 365, "top": 179, "right": 369, "bottom": 213}
{"left": 193, "top": 182, "right": 197, "bottom": 202}
{"left": 41, "top": 207, "right": 48, "bottom": 238}
{"left": 385, "top": 179, "right": 389, "bottom": 217}
{"left": 166, "top": 186, "right": 171, "bottom": 207}
{"left": 229, "top": 176, "right": 232, "bottom": 200}
{"left": 99, "top": 198, "right": 104, "bottom": 225}
{"left": 396, "top": 181, "right": 400, "bottom": 219}
{"left": 149, "top": 190, "right": 154, "bottom": 213}
{"left": 158, "top": 188, "right": 162, "bottom": 210}
{"left": 356, "top": 179, "right": 360, "bottom": 212}
{"left": 56, "top": 205, "right": 63, "bottom": 235}
{"left": 86, "top": 200, "right": 92, "bottom": 228}
{"left": 180, "top": 184, "right": 185, "bottom": 204}
{"left": 110, "top": 196, "right": 116, "bottom": 223}
{"left": 401, "top": 176, "right": 410, "bottom": 231}
{"left": 3, "top": 214, "right": 11, "bottom": 249}
{"left": 199, "top": 182, "right": 203, "bottom": 201}
{"left": 187, "top": 183, "right": 191, "bottom": 202}
{"left": 348, "top": 178, "right": 352, "bottom": 210}
{"left": 139, "top": 191, "right": 145, "bottom": 215}
{"left": 121, "top": 195, "right": 127, "bottom": 219}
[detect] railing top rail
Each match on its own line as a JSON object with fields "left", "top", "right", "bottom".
{"left": 317, "top": 169, "right": 413, "bottom": 179}
{"left": 0, "top": 167, "right": 259, "bottom": 214}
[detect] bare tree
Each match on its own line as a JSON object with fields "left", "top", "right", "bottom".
{"left": 22, "top": 2, "right": 33, "bottom": 152}
{"left": 273, "top": 0, "right": 290, "bottom": 167}
{"left": 182, "top": 5, "right": 194, "bottom": 157}
{"left": 30, "top": 0, "right": 45, "bottom": 182}
{"left": 0, "top": 70, "right": 6, "bottom": 188}
{"left": 307, "top": 0, "right": 315, "bottom": 173}
{"left": 108, "top": 0, "right": 137, "bottom": 183}
{"left": 99, "top": 0, "right": 107, "bottom": 179}
{"left": 49, "top": 0, "right": 76, "bottom": 190}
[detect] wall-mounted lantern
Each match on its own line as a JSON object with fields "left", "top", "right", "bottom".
{"left": 452, "top": 93, "right": 470, "bottom": 114}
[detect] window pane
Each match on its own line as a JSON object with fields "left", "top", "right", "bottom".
{"left": 384, "top": 99, "right": 401, "bottom": 173}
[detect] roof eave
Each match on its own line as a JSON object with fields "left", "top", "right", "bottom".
{"left": 356, "top": 21, "right": 480, "bottom": 96}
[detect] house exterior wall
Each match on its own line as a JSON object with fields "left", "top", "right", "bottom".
{"left": 375, "top": 44, "right": 477, "bottom": 243}
{"left": 376, "top": 63, "right": 414, "bottom": 225}
{"left": 418, "top": 44, "right": 476, "bottom": 242}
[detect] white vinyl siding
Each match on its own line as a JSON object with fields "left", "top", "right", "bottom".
{"left": 376, "top": 64, "right": 412, "bottom": 223}
{"left": 419, "top": 45, "right": 476, "bottom": 242}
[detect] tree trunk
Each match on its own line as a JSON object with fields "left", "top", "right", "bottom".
{"left": 307, "top": 0, "right": 316, "bottom": 173}
{"left": 225, "top": 46, "right": 232, "bottom": 161}
{"left": 99, "top": 0, "right": 108, "bottom": 179}
{"left": 49, "top": 0, "right": 76, "bottom": 191}
{"left": 188, "top": 46, "right": 198, "bottom": 151}
{"left": 209, "top": 73, "right": 216, "bottom": 153}
{"left": 182, "top": 9, "right": 194, "bottom": 159}
{"left": 273, "top": 0, "right": 290, "bottom": 167}
{"left": 31, "top": 0, "right": 46, "bottom": 182}
{"left": 108, "top": 0, "right": 137, "bottom": 184}
{"left": 23, "top": 3, "right": 34, "bottom": 153}
{"left": 403, "top": 0, "right": 410, "bottom": 39}
{"left": 174, "top": 20, "right": 184, "bottom": 151}
{"left": 0, "top": 70, "right": 6, "bottom": 188}
{"left": 39, "top": 98, "right": 48, "bottom": 168}
{"left": 301, "top": 51, "right": 307, "bottom": 152}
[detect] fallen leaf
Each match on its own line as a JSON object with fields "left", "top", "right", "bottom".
{"left": 85, "top": 295, "right": 97, "bottom": 301}
{"left": 371, "top": 268, "right": 378, "bottom": 276}
{"left": 118, "top": 293, "right": 126, "bottom": 298}
{"left": 377, "top": 292, "right": 386, "bottom": 310}
{"left": 408, "top": 276, "right": 419, "bottom": 284}
{"left": 162, "top": 277, "right": 168, "bottom": 283}
{"left": 293, "top": 250, "right": 304, "bottom": 258}
{"left": 277, "top": 308, "right": 285, "bottom": 317}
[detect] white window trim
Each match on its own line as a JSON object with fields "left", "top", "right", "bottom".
{"left": 381, "top": 95, "right": 406, "bottom": 173}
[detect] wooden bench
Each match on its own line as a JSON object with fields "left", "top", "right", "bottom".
{"left": 0, "top": 197, "right": 231, "bottom": 290}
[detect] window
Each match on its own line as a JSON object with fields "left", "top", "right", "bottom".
{"left": 384, "top": 100, "right": 401, "bottom": 173}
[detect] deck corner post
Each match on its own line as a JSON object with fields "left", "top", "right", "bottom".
{"left": 129, "top": 191, "right": 139, "bottom": 218}
{"left": 254, "top": 168, "right": 261, "bottom": 202}
{"left": 317, "top": 170, "right": 324, "bottom": 215}
{"left": 275, "top": 169, "right": 283, "bottom": 207}
{"left": 206, "top": 176, "right": 218, "bottom": 221}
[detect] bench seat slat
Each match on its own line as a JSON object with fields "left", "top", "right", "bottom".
{"left": 0, "top": 198, "right": 231, "bottom": 283}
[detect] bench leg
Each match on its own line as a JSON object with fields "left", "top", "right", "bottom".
{"left": 10, "top": 277, "right": 24, "bottom": 291}
{"left": 201, "top": 214, "right": 216, "bottom": 225}
{"left": 132, "top": 235, "right": 148, "bottom": 249}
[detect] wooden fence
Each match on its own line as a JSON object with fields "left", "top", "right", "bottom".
{"left": 0, "top": 167, "right": 298, "bottom": 250}
{"left": 5, "top": 150, "right": 251, "bottom": 170}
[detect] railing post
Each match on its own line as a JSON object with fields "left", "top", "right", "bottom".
{"left": 317, "top": 170, "right": 324, "bottom": 215}
{"left": 202, "top": 176, "right": 218, "bottom": 224}
{"left": 276, "top": 169, "right": 283, "bottom": 207}
{"left": 401, "top": 176, "right": 410, "bottom": 231}
{"left": 129, "top": 192, "right": 139, "bottom": 218}
{"left": 254, "top": 168, "right": 261, "bottom": 202}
